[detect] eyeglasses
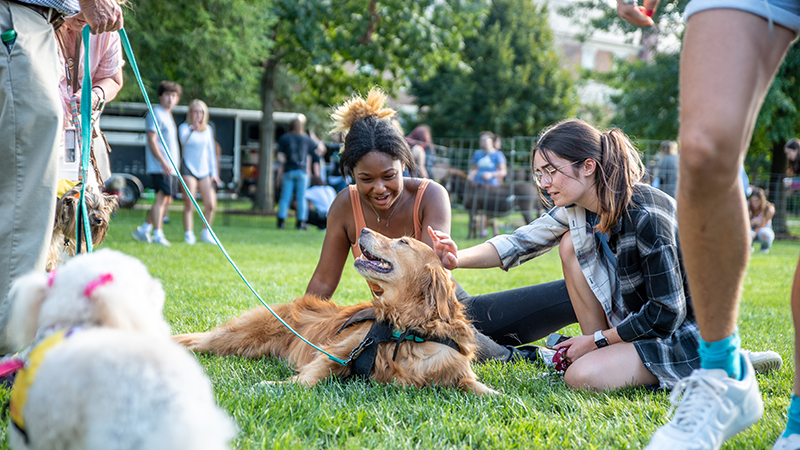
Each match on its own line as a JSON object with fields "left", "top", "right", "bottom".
{"left": 533, "top": 161, "right": 581, "bottom": 187}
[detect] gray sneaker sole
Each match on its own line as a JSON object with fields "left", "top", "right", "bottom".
{"left": 131, "top": 230, "right": 151, "bottom": 243}
{"left": 747, "top": 351, "right": 782, "bottom": 374}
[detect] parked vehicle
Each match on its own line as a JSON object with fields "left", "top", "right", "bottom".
{"left": 100, "top": 102, "right": 302, "bottom": 207}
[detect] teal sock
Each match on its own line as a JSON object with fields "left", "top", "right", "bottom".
{"left": 784, "top": 395, "right": 800, "bottom": 437}
{"left": 699, "top": 329, "right": 742, "bottom": 380}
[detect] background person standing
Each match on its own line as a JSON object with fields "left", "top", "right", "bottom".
{"left": 179, "top": 99, "right": 219, "bottom": 245}
{"left": 132, "top": 80, "right": 182, "bottom": 246}
{"left": 276, "top": 118, "right": 316, "bottom": 230}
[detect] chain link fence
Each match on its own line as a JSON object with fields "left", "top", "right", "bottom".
{"left": 430, "top": 137, "right": 799, "bottom": 238}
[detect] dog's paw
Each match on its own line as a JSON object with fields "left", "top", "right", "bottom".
{"left": 288, "top": 375, "right": 311, "bottom": 386}
{"left": 250, "top": 380, "right": 288, "bottom": 395}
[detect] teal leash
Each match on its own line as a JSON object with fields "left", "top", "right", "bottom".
{"left": 76, "top": 25, "right": 93, "bottom": 253}
{"left": 117, "top": 28, "right": 348, "bottom": 366}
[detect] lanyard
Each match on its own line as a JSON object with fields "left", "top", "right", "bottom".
{"left": 586, "top": 211, "right": 618, "bottom": 270}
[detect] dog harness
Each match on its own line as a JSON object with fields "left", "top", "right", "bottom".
{"left": 10, "top": 327, "right": 81, "bottom": 443}
{"left": 338, "top": 307, "right": 461, "bottom": 378}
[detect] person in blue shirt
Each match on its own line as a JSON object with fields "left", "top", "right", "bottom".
{"left": 468, "top": 131, "right": 507, "bottom": 237}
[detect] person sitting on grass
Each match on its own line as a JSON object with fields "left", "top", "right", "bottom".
{"left": 430, "top": 119, "right": 781, "bottom": 391}
{"left": 748, "top": 186, "right": 775, "bottom": 254}
{"left": 305, "top": 175, "right": 336, "bottom": 230}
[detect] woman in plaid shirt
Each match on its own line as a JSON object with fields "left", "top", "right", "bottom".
{"left": 432, "top": 119, "right": 700, "bottom": 390}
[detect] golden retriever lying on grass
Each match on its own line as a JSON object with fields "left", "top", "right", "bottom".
{"left": 174, "top": 228, "right": 495, "bottom": 395}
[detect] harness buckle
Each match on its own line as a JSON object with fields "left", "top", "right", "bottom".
{"left": 343, "top": 337, "right": 374, "bottom": 365}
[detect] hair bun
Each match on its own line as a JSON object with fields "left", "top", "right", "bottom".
{"left": 331, "top": 88, "right": 395, "bottom": 134}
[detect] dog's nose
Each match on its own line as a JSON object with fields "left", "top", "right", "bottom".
{"left": 91, "top": 216, "right": 103, "bottom": 226}
{"left": 361, "top": 228, "right": 371, "bottom": 236}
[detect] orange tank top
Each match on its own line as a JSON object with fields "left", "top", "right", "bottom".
{"left": 349, "top": 179, "right": 430, "bottom": 294}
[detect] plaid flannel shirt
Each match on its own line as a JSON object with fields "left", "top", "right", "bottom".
{"left": 19, "top": 0, "right": 80, "bottom": 16}
{"left": 488, "top": 183, "right": 695, "bottom": 344}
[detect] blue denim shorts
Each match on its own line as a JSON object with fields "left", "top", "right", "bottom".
{"left": 685, "top": 0, "right": 800, "bottom": 32}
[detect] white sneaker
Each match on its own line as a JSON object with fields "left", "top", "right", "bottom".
{"left": 537, "top": 347, "right": 557, "bottom": 368}
{"left": 645, "top": 356, "right": 763, "bottom": 450}
{"left": 742, "top": 350, "right": 782, "bottom": 374}
{"left": 152, "top": 235, "right": 172, "bottom": 247}
{"left": 200, "top": 229, "right": 215, "bottom": 244}
{"left": 185, "top": 232, "right": 196, "bottom": 245}
{"left": 774, "top": 434, "right": 800, "bottom": 450}
{"left": 131, "top": 227, "right": 152, "bottom": 243}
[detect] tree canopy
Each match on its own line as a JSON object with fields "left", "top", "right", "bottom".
{"left": 246, "top": 0, "right": 486, "bottom": 210}
{"left": 117, "top": 0, "right": 485, "bottom": 210}
{"left": 410, "top": 0, "right": 578, "bottom": 138}
{"left": 117, "top": 0, "right": 274, "bottom": 109}
{"left": 606, "top": 43, "right": 800, "bottom": 173}
{"left": 604, "top": 51, "right": 680, "bottom": 141}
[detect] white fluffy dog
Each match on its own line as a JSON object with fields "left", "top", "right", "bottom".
{"left": 5, "top": 249, "right": 236, "bottom": 450}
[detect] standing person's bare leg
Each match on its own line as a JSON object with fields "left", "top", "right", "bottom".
{"left": 646, "top": 9, "right": 794, "bottom": 449}
{"left": 773, "top": 260, "right": 800, "bottom": 449}
{"left": 182, "top": 176, "right": 198, "bottom": 244}
{"left": 198, "top": 176, "right": 217, "bottom": 243}
{"left": 152, "top": 191, "right": 172, "bottom": 246}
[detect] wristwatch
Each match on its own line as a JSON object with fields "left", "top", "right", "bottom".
{"left": 594, "top": 330, "right": 609, "bottom": 348}
{"left": 621, "top": 0, "right": 635, "bottom": 4}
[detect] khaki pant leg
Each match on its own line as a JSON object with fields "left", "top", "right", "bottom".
{"left": 0, "top": 1, "right": 62, "bottom": 352}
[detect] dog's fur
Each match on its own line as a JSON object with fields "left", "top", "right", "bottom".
{"left": 46, "top": 185, "right": 118, "bottom": 272}
{"left": 7, "top": 249, "right": 236, "bottom": 450}
{"left": 442, "top": 169, "right": 541, "bottom": 238}
{"left": 174, "top": 229, "right": 496, "bottom": 395}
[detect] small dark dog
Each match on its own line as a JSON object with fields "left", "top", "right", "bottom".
{"left": 46, "top": 184, "right": 118, "bottom": 272}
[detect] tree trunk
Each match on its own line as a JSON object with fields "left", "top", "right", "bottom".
{"left": 255, "top": 59, "right": 277, "bottom": 212}
{"left": 770, "top": 140, "right": 789, "bottom": 235}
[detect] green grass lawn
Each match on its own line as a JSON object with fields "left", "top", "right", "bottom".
{"left": 7, "top": 203, "right": 797, "bottom": 449}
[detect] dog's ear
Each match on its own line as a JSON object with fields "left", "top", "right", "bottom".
{"left": 55, "top": 195, "right": 74, "bottom": 225}
{"left": 419, "top": 263, "right": 457, "bottom": 322}
{"left": 6, "top": 273, "right": 49, "bottom": 351}
{"left": 103, "top": 192, "right": 119, "bottom": 215}
{"left": 86, "top": 274, "right": 170, "bottom": 337}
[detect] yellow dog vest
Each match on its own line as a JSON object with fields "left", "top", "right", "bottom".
{"left": 10, "top": 329, "right": 71, "bottom": 433}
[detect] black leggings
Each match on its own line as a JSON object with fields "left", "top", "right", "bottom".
{"left": 456, "top": 280, "right": 577, "bottom": 347}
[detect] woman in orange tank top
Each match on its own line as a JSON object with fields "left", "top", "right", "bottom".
{"left": 304, "top": 89, "right": 452, "bottom": 300}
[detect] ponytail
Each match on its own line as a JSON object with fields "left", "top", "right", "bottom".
{"left": 595, "top": 129, "right": 644, "bottom": 234}
{"left": 331, "top": 88, "right": 415, "bottom": 178}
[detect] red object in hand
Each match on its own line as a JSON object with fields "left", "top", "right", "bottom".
{"left": 644, "top": 8, "right": 655, "bottom": 17}
{"left": 552, "top": 347, "right": 571, "bottom": 372}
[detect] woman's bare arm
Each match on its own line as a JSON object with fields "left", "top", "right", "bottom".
{"left": 417, "top": 181, "right": 451, "bottom": 248}
{"left": 304, "top": 191, "right": 354, "bottom": 299}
